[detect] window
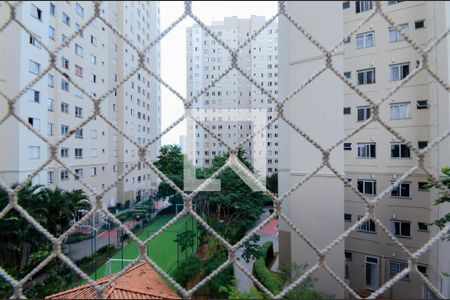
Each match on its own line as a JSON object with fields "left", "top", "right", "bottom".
{"left": 29, "top": 60, "right": 40, "bottom": 75}
{"left": 60, "top": 147, "right": 69, "bottom": 158}
{"left": 390, "top": 63, "right": 410, "bottom": 81}
{"left": 342, "top": 1, "right": 350, "bottom": 9}
{"left": 357, "top": 180, "right": 376, "bottom": 195}
{"left": 357, "top": 216, "right": 376, "bottom": 233}
{"left": 391, "top": 220, "right": 411, "bottom": 238}
{"left": 47, "top": 171, "right": 53, "bottom": 184}
{"left": 91, "top": 167, "right": 97, "bottom": 176}
{"left": 356, "top": 31, "right": 374, "bottom": 49}
{"left": 345, "top": 251, "right": 352, "bottom": 261}
{"left": 390, "top": 102, "right": 411, "bottom": 119}
{"left": 75, "top": 65, "right": 83, "bottom": 77}
{"left": 76, "top": 3, "right": 84, "bottom": 17}
{"left": 343, "top": 36, "right": 351, "bottom": 44}
{"left": 388, "top": 0, "right": 402, "bottom": 4}
{"left": 357, "top": 143, "right": 376, "bottom": 158}
{"left": 91, "top": 73, "right": 96, "bottom": 83}
{"left": 355, "top": 1, "right": 372, "bottom": 13}
{"left": 418, "top": 222, "right": 429, "bottom": 232}
{"left": 29, "top": 34, "right": 40, "bottom": 48}
{"left": 418, "top": 265, "right": 428, "bottom": 276}
{"left": 48, "top": 74, "right": 54, "bottom": 87}
{"left": 415, "top": 20, "right": 425, "bottom": 29}
{"left": 75, "top": 44, "right": 83, "bottom": 57}
{"left": 47, "top": 123, "right": 54, "bottom": 136}
{"left": 28, "top": 117, "right": 40, "bottom": 131}
{"left": 47, "top": 98, "right": 54, "bottom": 111}
{"left": 344, "top": 143, "right": 352, "bottom": 151}
{"left": 31, "top": 90, "right": 40, "bottom": 103}
{"left": 344, "top": 71, "right": 351, "bottom": 79}
{"left": 48, "top": 26, "right": 55, "bottom": 40}
{"left": 389, "top": 261, "right": 409, "bottom": 280}
{"left": 28, "top": 146, "right": 40, "bottom": 159}
{"left": 60, "top": 125, "right": 69, "bottom": 136}
{"left": 90, "top": 129, "right": 97, "bottom": 139}
{"left": 391, "top": 143, "right": 411, "bottom": 158}
{"left": 91, "top": 54, "right": 97, "bottom": 64}
{"left": 357, "top": 106, "right": 371, "bottom": 121}
{"left": 357, "top": 68, "right": 375, "bottom": 85}
{"left": 61, "top": 102, "right": 69, "bottom": 113}
{"left": 75, "top": 106, "right": 83, "bottom": 118}
{"left": 61, "top": 79, "right": 69, "bottom": 91}
{"left": 391, "top": 182, "right": 411, "bottom": 198}
{"left": 74, "top": 148, "right": 83, "bottom": 159}
{"left": 60, "top": 170, "right": 69, "bottom": 181}
{"left": 61, "top": 57, "right": 69, "bottom": 69}
{"left": 75, "top": 128, "right": 83, "bottom": 139}
{"left": 344, "top": 213, "right": 352, "bottom": 222}
{"left": 389, "top": 24, "right": 408, "bottom": 43}
{"left": 90, "top": 35, "right": 97, "bottom": 46}
{"left": 343, "top": 107, "right": 351, "bottom": 115}
{"left": 49, "top": 3, "right": 55, "bottom": 16}
{"left": 62, "top": 13, "right": 70, "bottom": 26}
{"left": 31, "top": 4, "right": 42, "bottom": 21}
{"left": 75, "top": 168, "right": 83, "bottom": 179}
{"left": 418, "top": 182, "right": 428, "bottom": 191}
{"left": 90, "top": 148, "right": 97, "bottom": 158}
{"left": 417, "top": 100, "right": 428, "bottom": 109}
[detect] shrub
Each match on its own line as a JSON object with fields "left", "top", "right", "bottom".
{"left": 252, "top": 241, "right": 283, "bottom": 294}
{"left": 173, "top": 255, "right": 201, "bottom": 286}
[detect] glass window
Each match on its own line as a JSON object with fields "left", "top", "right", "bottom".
{"left": 357, "top": 216, "right": 376, "bottom": 232}
{"left": 357, "top": 68, "right": 376, "bottom": 85}
{"left": 357, "top": 143, "right": 376, "bottom": 158}
{"left": 391, "top": 143, "right": 411, "bottom": 158}
{"left": 390, "top": 63, "right": 410, "bottom": 81}
{"left": 391, "top": 182, "right": 411, "bottom": 198}
{"left": 391, "top": 220, "right": 411, "bottom": 237}
{"left": 355, "top": 1, "right": 373, "bottom": 13}
{"left": 356, "top": 31, "right": 374, "bottom": 49}
{"left": 357, "top": 180, "right": 376, "bottom": 195}
{"left": 389, "top": 24, "right": 408, "bottom": 43}
{"left": 357, "top": 106, "right": 371, "bottom": 121}
{"left": 390, "top": 102, "right": 411, "bottom": 119}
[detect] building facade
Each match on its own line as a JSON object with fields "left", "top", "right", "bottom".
{"left": 342, "top": 1, "right": 449, "bottom": 298}
{"left": 0, "top": 1, "right": 161, "bottom": 209}
{"left": 186, "top": 16, "right": 279, "bottom": 175}
{"left": 279, "top": 1, "right": 450, "bottom": 298}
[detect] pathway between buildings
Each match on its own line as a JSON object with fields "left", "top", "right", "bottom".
{"left": 233, "top": 207, "right": 279, "bottom": 294}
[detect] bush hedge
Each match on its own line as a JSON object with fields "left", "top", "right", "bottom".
{"left": 252, "top": 241, "right": 283, "bottom": 294}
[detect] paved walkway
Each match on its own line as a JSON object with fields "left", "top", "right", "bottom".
{"left": 233, "top": 207, "right": 279, "bottom": 293}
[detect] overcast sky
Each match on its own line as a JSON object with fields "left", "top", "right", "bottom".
{"left": 159, "top": 1, "right": 277, "bottom": 145}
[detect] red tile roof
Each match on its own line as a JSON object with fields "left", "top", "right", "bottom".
{"left": 45, "top": 262, "right": 180, "bottom": 299}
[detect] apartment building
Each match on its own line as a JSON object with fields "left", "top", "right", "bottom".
{"left": 279, "top": 1, "right": 450, "bottom": 298}
{"left": 186, "top": 16, "right": 279, "bottom": 175}
{"left": 0, "top": 1, "right": 161, "bottom": 209}
{"left": 342, "top": 1, "right": 449, "bottom": 298}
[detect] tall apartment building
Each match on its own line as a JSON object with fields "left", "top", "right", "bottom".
{"left": 186, "top": 16, "right": 279, "bottom": 175}
{"left": 0, "top": 1, "right": 161, "bottom": 210}
{"left": 279, "top": 1, "right": 450, "bottom": 298}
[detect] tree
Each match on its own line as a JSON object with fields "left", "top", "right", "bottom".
{"left": 241, "top": 235, "right": 262, "bottom": 263}
{"left": 266, "top": 172, "right": 278, "bottom": 194}
{"left": 195, "top": 149, "right": 265, "bottom": 242}
{"left": 174, "top": 230, "right": 195, "bottom": 253}
{"left": 154, "top": 145, "right": 184, "bottom": 205}
{"left": 278, "top": 262, "right": 328, "bottom": 299}
{"left": 426, "top": 167, "right": 450, "bottom": 240}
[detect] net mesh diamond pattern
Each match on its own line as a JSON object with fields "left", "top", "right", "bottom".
{"left": 0, "top": 1, "right": 449, "bottom": 299}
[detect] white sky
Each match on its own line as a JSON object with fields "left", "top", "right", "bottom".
{"left": 159, "top": 1, "right": 277, "bottom": 145}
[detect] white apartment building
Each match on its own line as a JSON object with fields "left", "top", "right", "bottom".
{"left": 0, "top": 1, "right": 161, "bottom": 208}
{"left": 279, "top": 1, "right": 450, "bottom": 298}
{"left": 186, "top": 16, "right": 279, "bottom": 175}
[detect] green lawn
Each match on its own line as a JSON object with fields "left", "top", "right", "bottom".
{"left": 92, "top": 214, "right": 198, "bottom": 279}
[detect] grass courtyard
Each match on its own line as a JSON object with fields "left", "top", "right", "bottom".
{"left": 92, "top": 214, "right": 199, "bottom": 279}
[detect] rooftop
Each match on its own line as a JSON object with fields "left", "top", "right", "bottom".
{"left": 45, "top": 263, "right": 180, "bottom": 299}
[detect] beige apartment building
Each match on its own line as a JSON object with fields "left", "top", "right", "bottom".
{"left": 279, "top": 1, "right": 450, "bottom": 298}
{"left": 186, "top": 16, "right": 279, "bottom": 175}
{"left": 0, "top": 1, "right": 161, "bottom": 211}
